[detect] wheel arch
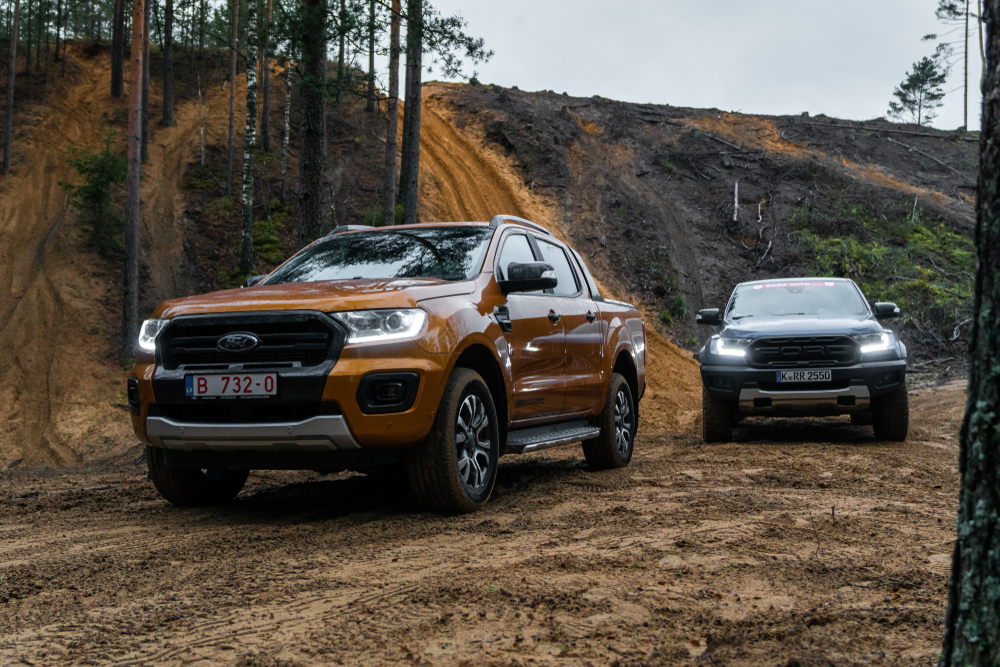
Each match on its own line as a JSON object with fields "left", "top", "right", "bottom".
{"left": 612, "top": 349, "right": 640, "bottom": 419}
{"left": 451, "top": 343, "right": 509, "bottom": 446}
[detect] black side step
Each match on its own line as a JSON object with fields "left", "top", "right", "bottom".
{"left": 506, "top": 420, "right": 600, "bottom": 454}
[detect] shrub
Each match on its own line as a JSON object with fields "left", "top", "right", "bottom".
{"left": 61, "top": 131, "right": 127, "bottom": 258}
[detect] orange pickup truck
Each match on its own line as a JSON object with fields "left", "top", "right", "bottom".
{"left": 127, "top": 216, "right": 647, "bottom": 513}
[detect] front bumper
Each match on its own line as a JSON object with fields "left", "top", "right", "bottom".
{"left": 146, "top": 415, "right": 362, "bottom": 452}
{"left": 701, "top": 359, "right": 906, "bottom": 415}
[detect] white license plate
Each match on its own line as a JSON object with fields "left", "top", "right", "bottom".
{"left": 776, "top": 370, "right": 832, "bottom": 383}
{"left": 185, "top": 373, "right": 278, "bottom": 398}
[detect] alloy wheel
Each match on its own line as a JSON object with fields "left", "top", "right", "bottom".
{"left": 614, "top": 387, "right": 634, "bottom": 458}
{"left": 455, "top": 393, "right": 492, "bottom": 492}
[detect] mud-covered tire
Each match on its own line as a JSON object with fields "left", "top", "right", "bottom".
{"left": 406, "top": 368, "right": 500, "bottom": 514}
{"left": 850, "top": 412, "right": 875, "bottom": 426}
{"left": 703, "top": 387, "right": 734, "bottom": 443}
{"left": 872, "top": 385, "right": 909, "bottom": 441}
{"left": 146, "top": 446, "right": 249, "bottom": 507}
{"left": 583, "top": 373, "right": 636, "bottom": 470}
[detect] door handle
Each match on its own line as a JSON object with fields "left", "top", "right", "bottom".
{"left": 548, "top": 311, "right": 561, "bottom": 323}
{"left": 586, "top": 311, "right": 596, "bottom": 322}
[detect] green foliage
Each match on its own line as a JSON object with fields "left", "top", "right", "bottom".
{"left": 792, "top": 203, "right": 974, "bottom": 323}
{"left": 184, "top": 163, "right": 225, "bottom": 190}
{"left": 685, "top": 336, "right": 699, "bottom": 349}
{"left": 253, "top": 218, "right": 287, "bottom": 266}
{"left": 657, "top": 157, "right": 677, "bottom": 172}
{"left": 888, "top": 55, "right": 948, "bottom": 126}
{"left": 659, "top": 310, "right": 674, "bottom": 325}
{"left": 204, "top": 197, "right": 234, "bottom": 218}
{"left": 61, "top": 131, "right": 127, "bottom": 258}
{"left": 671, "top": 295, "right": 690, "bottom": 320}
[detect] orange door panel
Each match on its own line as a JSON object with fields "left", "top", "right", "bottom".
{"left": 560, "top": 299, "right": 604, "bottom": 414}
{"left": 504, "top": 293, "right": 565, "bottom": 422}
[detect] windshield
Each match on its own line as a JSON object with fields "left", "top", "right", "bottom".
{"left": 264, "top": 226, "right": 493, "bottom": 284}
{"left": 727, "top": 281, "right": 870, "bottom": 320}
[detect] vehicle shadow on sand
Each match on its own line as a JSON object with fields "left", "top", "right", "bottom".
{"left": 185, "top": 457, "right": 590, "bottom": 525}
{"left": 731, "top": 417, "right": 889, "bottom": 445}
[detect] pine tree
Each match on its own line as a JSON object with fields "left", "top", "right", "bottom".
{"left": 297, "top": 0, "right": 326, "bottom": 247}
{"left": 239, "top": 0, "right": 257, "bottom": 274}
{"left": 365, "top": 0, "right": 375, "bottom": 112}
{"left": 121, "top": 0, "right": 145, "bottom": 363}
{"left": 382, "top": 0, "right": 400, "bottom": 225}
{"left": 887, "top": 56, "right": 947, "bottom": 126}
{"left": 2, "top": 0, "right": 20, "bottom": 175}
{"left": 939, "top": 1, "right": 1000, "bottom": 662}
{"left": 140, "top": 0, "right": 150, "bottom": 162}
{"left": 925, "top": 0, "right": 984, "bottom": 128}
{"left": 260, "top": 0, "right": 273, "bottom": 153}
{"left": 225, "top": 0, "right": 239, "bottom": 197}
{"left": 162, "top": 0, "right": 174, "bottom": 126}
{"left": 398, "top": 0, "right": 422, "bottom": 226}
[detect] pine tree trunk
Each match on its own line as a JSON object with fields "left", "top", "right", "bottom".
{"left": 238, "top": 0, "right": 256, "bottom": 274}
{"left": 335, "top": 0, "right": 344, "bottom": 103}
{"left": 197, "top": 0, "right": 203, "bottom": 58}
{"left": 365, "top": 0, "right": 374, "bottom": 112}
{"left": 281, "top": 63, "right": 291, "bottom": 197}
{"left": 225, "top": 0, "right": 238, "bottom": 198}
{"left": 298, "top": 0, "right": 326, "bottom": 247}
{"left": 260, "top": 0, "right": 272, "bottom": 153}
{"left": 111, "top": 0, "right": 124, "bottom": 97}
{"left": 140, "top": 0, "right": 149, "bottom": 162}
{"left": 54, "top": 0, "right": 60, "bottom": 61}
{"left": 399, "top": 0, "right": 421, "bottom": 226}
{"left": 964, "top": 0, "right": 970, "bottom": 129}
{"left": 161, "top": 0, "right": 172, "bottom": 125}
{"left": 2, "top": 0, "right": 19, "bottom": 175}
{"left": 121, "top": 0, "right": 145, "bottom": 363}
{"left": 382, "top": 0, "right": 399, "bottom": 225}
{"left": 940, "top": 2, "right": 1000, "bottom": 663}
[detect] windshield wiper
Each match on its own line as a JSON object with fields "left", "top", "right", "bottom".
{"left": 772, "top": 313, "right": 811, "bottom": 316}
{"left": 731, "top": 315, "right": 753, "bottom": 320}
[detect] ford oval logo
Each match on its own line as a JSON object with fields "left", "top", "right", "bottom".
{"left": 217, "top": 332, "right": 261, "bottom": 354}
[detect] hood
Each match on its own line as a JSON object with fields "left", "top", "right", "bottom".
{"left": 722, "top": 316, "right": 882, "bottom": 338}
{"left": 155, "top": 279, "right": 476, "bottom": 318}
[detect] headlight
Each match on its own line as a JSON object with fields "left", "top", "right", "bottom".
{"left": 856, "top": 332, "right": 891, "bottom": 355}
{"left": 712, "top": 337, "right": 751, "bottom": 358}
{"left": 138, "top": 319, "right": 168, "bottom": 352}
{"left": 332, "top": 309, "right": 427, "bottom": 344}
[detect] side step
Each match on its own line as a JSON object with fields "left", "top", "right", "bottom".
{"left": 506, "top": 420, "right": 600, "bottom": 454}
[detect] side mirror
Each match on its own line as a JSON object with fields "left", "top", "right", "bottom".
{"left": 498, "top": 262, "right": 558, "bottom": 295}
{"left": 243, "top": 275, "right": 267, "bottom": 288}
{"left": 874, "top": 302, "right": 901, "bottom": 319}
{"left": 696, "top": 308, "right": 722, "bottom": 326}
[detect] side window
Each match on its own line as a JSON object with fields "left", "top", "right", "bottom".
{"left": 496, "top": 234, "right": 536, "bottom": 280}
{"left": 537, "top": 239, "right": 580, "bottom": 297}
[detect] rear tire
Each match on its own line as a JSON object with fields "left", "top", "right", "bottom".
{"left": 582, "top": 373, "right": 636, "bottom": 470}
{"left": 146, "top": 446, "right": 249, "bottom": 507}
{"left": 872, "top": 385, "right": 909, "bottom": 441}
{"left": 703, "top": 387, "right": 734, "bottom": 443}
{"left": 406, "top": 368, "right": 499, "bottom": 514}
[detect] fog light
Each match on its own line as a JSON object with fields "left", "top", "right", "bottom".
{"left": 754, "top": 397, "right": 772, "bottom": 408}
{"left": 127, "top": 379, "right": 141, "bottom": 415}
{"left": 374, "top": 382, "right": 405, "bottom": 404}
{"left": 838, "top": 396, "right": 856, "bottom": 406}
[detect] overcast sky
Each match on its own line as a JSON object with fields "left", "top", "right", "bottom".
{"left": 422, "top": 0, "right": 983, "bottom": 131}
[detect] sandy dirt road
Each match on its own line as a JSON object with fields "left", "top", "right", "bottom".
{"left": 0, "top": 385, "right": 962, "bottom": 665}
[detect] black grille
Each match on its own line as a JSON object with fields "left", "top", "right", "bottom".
{"left": 747, "top": 336, "right": 859, "bottom": 368}
{"left": 159, "top": 312, "right": 342, "bottom": 371}
{"left": 150, "top": 402, "right": 341, "bottom": 424}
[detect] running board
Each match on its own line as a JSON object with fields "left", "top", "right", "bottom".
{"left": 506, "top": 420, "right": 600, "bottom": 454}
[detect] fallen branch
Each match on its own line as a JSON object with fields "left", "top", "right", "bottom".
{"left": 796, "top": 120, "right": 976, "bottom": 141}
{"left": 952, "top": 319, "right": 973, "bottom": 341}
{"left": 702, "top": 131, "right": 742, "bottom": 151}
{"left": 755, "top": 240, "right": 773, "bottom": 268}
{"left": 886, "top": 137, "right": 969, "bottom": 178}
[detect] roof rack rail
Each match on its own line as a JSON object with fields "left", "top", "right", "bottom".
{"left": 325, "top": 225, "right": 371, "bottom": 237}
{"left": 488, "top": 214, "right": 554, "bottom": 237}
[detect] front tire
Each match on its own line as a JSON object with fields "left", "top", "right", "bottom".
{"left": 872, "top": 385, "right": 909, "bottom": 441}
{"left": 583, "top": 373, "right": 636, "bottom": 470}
{"left": 407, "top": 368, "right": 500, "bottom": 514}
{"left": 703, "top": 387, "right": 734, "bottom": 443}
{"left": 146, "top": 446, "right": 249, "bottom": 507}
